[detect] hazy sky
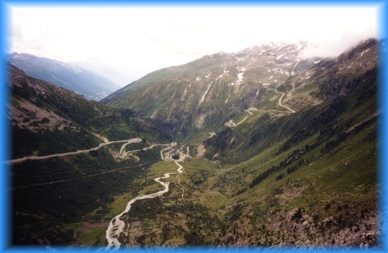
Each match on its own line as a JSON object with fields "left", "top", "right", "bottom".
{"left": 9, "top": 6, "right": 380, "bottom": 84}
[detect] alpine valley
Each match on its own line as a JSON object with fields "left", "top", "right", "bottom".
{"left": 8, "top": 38, "right": 380, "bottom": 247}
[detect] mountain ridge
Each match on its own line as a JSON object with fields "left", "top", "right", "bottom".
{"left": 102, "top": 41, "right": 325, "bottom": 138}
{"left": 9, "top": 52, "right": 121, "bottom": 100}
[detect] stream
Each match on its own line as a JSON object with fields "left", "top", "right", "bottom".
{"left": 105, "top": 142, "right": 188, "bottom": 249}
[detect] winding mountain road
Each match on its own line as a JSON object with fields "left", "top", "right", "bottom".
{"left": 10, "top": 136, "right": 174, "bottom": 191}
{"left": 269, "top": 88, "right": 296, "bottom": 113}
{"left": 8, "top": 137, "right": 142, "bottom": 165}
{"left": 117, "top": 142, "right": 171, "bottom": 161}
{"left": 12, "top": 135, "right": 190, "bottom": 249}
{"left": 225, "top": 87, "right": 295, "bottom": 129}
{"left": 9, "top": 133, "right": 190, "bottom": 249}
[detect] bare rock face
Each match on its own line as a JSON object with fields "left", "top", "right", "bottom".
{"left": 10, "top": 66, "right": 76, "bottom": 133}
{"left": 220, "top": 201, "right": 379, "bottom": 247}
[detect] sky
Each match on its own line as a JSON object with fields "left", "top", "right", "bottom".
{"left": 9, "top": 6, "right": 380, "bottom": 85}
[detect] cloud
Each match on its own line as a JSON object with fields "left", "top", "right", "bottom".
{"left": 9, "top": 6, "right": 380, "bottom": 83}
{"left": 300, "top": 28, "right": 378, "bottom": 59}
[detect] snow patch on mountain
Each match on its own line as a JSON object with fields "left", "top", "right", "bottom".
{"left": 150, "top": 109, "right": 158, "bottom": 119}
{"left": 235, "top": 67, "right": 246, "bottom": 85}
{"left": 360, "top": 48, "right": 370, "bottom": 57}
{"left": 217, "top": 69, "right": 229, "bottom": 80}
{"left": 276, "top": 54, "right": 284, "bottom": 60}
{"left": 199, "top": 81, "right": 213, "bottom": 106}
{"left": 181, "top": 87, "right": 187, "bottom": 101}
{"left": 291, "top": 60, "right": 300, "bottom": 75}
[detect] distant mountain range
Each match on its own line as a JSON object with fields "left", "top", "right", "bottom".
{"left": 68, "top": 59, "right": 132, "bottom": 87}
{"left": 9, "top": 53, "right": 122, "bottom": 100}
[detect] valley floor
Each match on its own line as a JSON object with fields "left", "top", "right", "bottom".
{"left": 62, "top": 127, "right": 378, "bottom": 248}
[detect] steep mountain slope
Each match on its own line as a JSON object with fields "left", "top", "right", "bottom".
{"left": 9, "top": 65, "right": 172, "bottom": 245}
{"left": 10, "top": 65, "right": 170, "bottom": 158}
{"left": 194, "top": 38, "right": 379, "bottom": 246}
{"left": 94, "top": 39, "right": 379, "bottom": 247}
{"left": 204, "top": 38, "right": 378, "bottom": 162}
{"left": 102, "top": 42, "right": 320, "bottom": 137}
{"left": 9, "top": 53, "right": 120, "bottom": 100}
